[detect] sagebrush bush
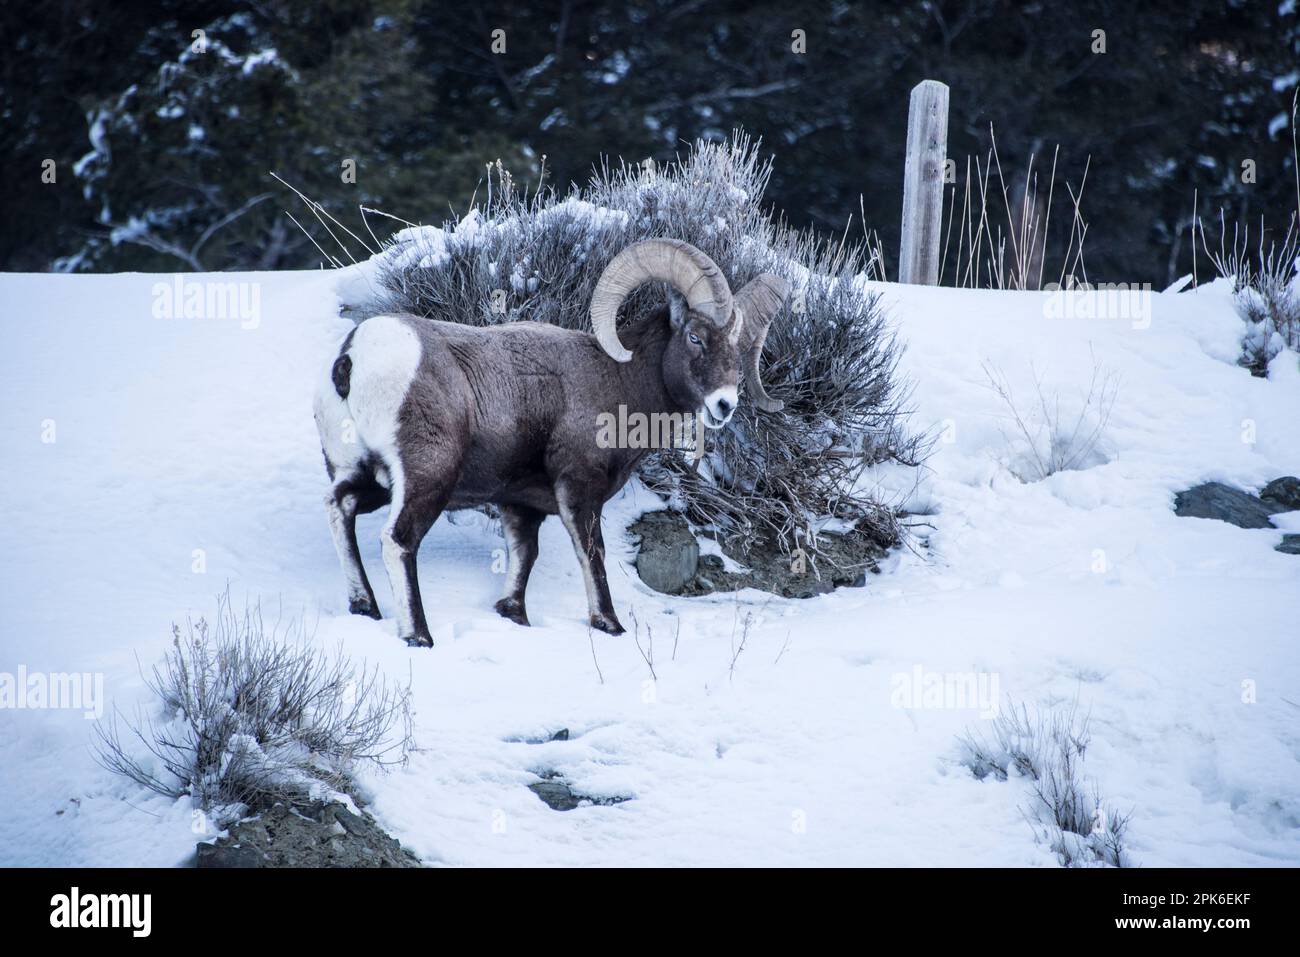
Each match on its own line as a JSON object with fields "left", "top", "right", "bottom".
{"left": 323, "top": 133, "right": 925, "bottom": 554}
{"left": 94, "top": 590, "right": 411, "bottom": 823}
{"left": 981, "top": 355, "right": 1118, "bottom": 482}
{"left": 960, "top": 699, "right": 1132, "bottom": 867}
{"left": 1235, "top": 226, "right": 1300, "bottom": 375}
{"left": 1196, "top": 93, "right": 1300, "bottom": 376}
{"left": 1198, "top": 210, "right": 1300, "bottom": 376}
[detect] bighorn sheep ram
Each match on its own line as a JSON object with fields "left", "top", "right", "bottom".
{"left": 314, "top": 239, "right": 789, "bottom": 646}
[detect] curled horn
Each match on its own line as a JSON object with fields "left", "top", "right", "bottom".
{"left": 734, "top": 274, "right": 790, "bottom": 413}
{"left": 589, "top": 239, "right": 733, "bottom": 362}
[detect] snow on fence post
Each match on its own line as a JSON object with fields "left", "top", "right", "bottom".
{"left": 898, "top": 79, "right": 949, "bottom": 285}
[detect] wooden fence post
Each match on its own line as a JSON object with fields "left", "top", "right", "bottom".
{"left": 899, "top": 79, "right": 949, "bottom": 285}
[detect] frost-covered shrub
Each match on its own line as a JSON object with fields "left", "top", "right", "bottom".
{"left": 1193, "top": 94, "right": 1300, "bottom": 375}
{"left": 94, "top": 591, "right": 411, "bottom": 823}
{"left": 333, "top": 134, "right": 924, "bottom": 553}
{"left": 960, "top": 700, "right": 1132, "bottom": 868}
{"left": 1235, "top": 249, "right": 1300, "bottom": 375}
{"left": 1198, "top": 208, "right": 1300, "bottom": 376}
{"left": 981, "top": 356, "right": 1118, "bottom": 482}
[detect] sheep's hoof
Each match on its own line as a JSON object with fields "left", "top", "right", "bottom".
{"left": 403, "top": 633, "right": 434, "bottom": 649}
{"left": 589, "top": 614, "right": 625, "bottom": 636}
{"left": 493, "top": 597, "right": 530, "bottom": 627}
{"left": 349, "top": 596, "right": 382, "bottom": 620}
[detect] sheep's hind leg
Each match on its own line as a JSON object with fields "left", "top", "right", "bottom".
{"left": 325, "top": 470, "right": 390, "bottom": 619}
{"left": 380, "top": 471, "right": 453, "bottom": 648}
{"left": 494, "top": 505, "right": 545, "bottom": 626}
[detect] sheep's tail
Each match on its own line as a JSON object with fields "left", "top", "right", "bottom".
{"left": 331, "top": 354, "right": 352, "bottom": 399}
{"left": 331, "top": 327, "right": 357, "bottom": 399}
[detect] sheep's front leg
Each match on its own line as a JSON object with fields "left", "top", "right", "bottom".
{"left": 556, "top": 483, "right": 624, "bottom": 635}
{"left": 494, "top": 505, "right": 545, "bottom": 626}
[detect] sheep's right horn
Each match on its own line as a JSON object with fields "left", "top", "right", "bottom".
{"left": 734, "top": 273, "right": 790, "bottom": 413}
{"left": 590, "top": 239, "right": 733, "bottom": 362}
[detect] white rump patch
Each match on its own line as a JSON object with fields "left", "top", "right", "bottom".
{"left": 343, "top": 315, "right": 423, "bottom": 463}
{"left": 313, "top": 348, "right": 357, "bottom": 471}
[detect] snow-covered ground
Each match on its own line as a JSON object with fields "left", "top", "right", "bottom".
{"left": 1, "top": 268, "right": 1298, "bottom": 866}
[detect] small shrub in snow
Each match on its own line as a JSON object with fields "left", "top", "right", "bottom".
{"left": 1232, "top": 228, "right": 1300, "bottom": 375}
{"left": 960, "top": 699, "right": 1132, "bottom": 868}
{"left": 94, "top": 591, "right": 411, "bottom": 823}
{"left": 1197, "top": 210, "right": 1300, "bottom": 376}
{"left": 982, "top": 355, "right": 1118, "bottom": 482}
{"left": 316, "top": 134, "right": 926, "bottom": 554}
{"left": 1196, "top": 95, "right": 1300, "bottom": 375}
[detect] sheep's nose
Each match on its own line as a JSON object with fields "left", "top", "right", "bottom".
{"left": 704, "top": 387, "right": 738, "bottom": 423}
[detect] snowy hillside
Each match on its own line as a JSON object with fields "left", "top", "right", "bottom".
{"left": 1, "top": 268, "right": 1298, "bottom": 866}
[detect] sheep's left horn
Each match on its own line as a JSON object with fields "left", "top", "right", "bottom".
{"left": 590, "top": 239, "right": 733, "bottom": 362}
{"left": 734, "top": 273, "right": 790, "bottom": 413}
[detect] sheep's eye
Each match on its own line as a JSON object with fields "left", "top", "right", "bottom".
{"left": 687, "top": 332, "right": 702, "bottom": 346}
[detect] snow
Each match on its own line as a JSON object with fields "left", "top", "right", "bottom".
{"left": 1, "top": 268, "right": 1298, "bottom": 867}
{"left": 240, "top": 48, "right": 282, "bottom": 76}
{"left": 73, "top": 109, "right": 110, "bottom": 180}
{"left": 108, "top": 217, "right": 150, "bottom": 247}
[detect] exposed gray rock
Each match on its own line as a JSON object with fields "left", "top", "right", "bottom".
{"left": 195, "top": 799, "right": 420, "bottom": 868}
{"left": 527, "top": 772, "right": 629, "bottom": 812}
{"left": 1173, "top": 482, "right": 1276, "bottom": 529}
{"left": 633, "top": 511, "right": 699, "bottom": 593}
{"left": 195, "top": 842, "right": 264, "bottom": 868}
{"left": 1276, "top": 534, "right": 1300, "bottom": 555}
{"left": 1262, "top": 476, "right": 1300, "bottom": 512}
{"left": 528, "top": 778, "right": 582, "bottom": 811}
{"left": 631, "top": 509, "right": 886, "bottom": 599}
{"left": 508, "top": 727, "right": 573, "bottom": 745}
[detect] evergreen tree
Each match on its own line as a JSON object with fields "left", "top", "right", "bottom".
{"left": 3, "top": 0, "right": 1296, "bottom": 283}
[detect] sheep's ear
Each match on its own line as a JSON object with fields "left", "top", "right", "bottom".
{"left": 668, "top": 288, "right": 689, "bottom": 330}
